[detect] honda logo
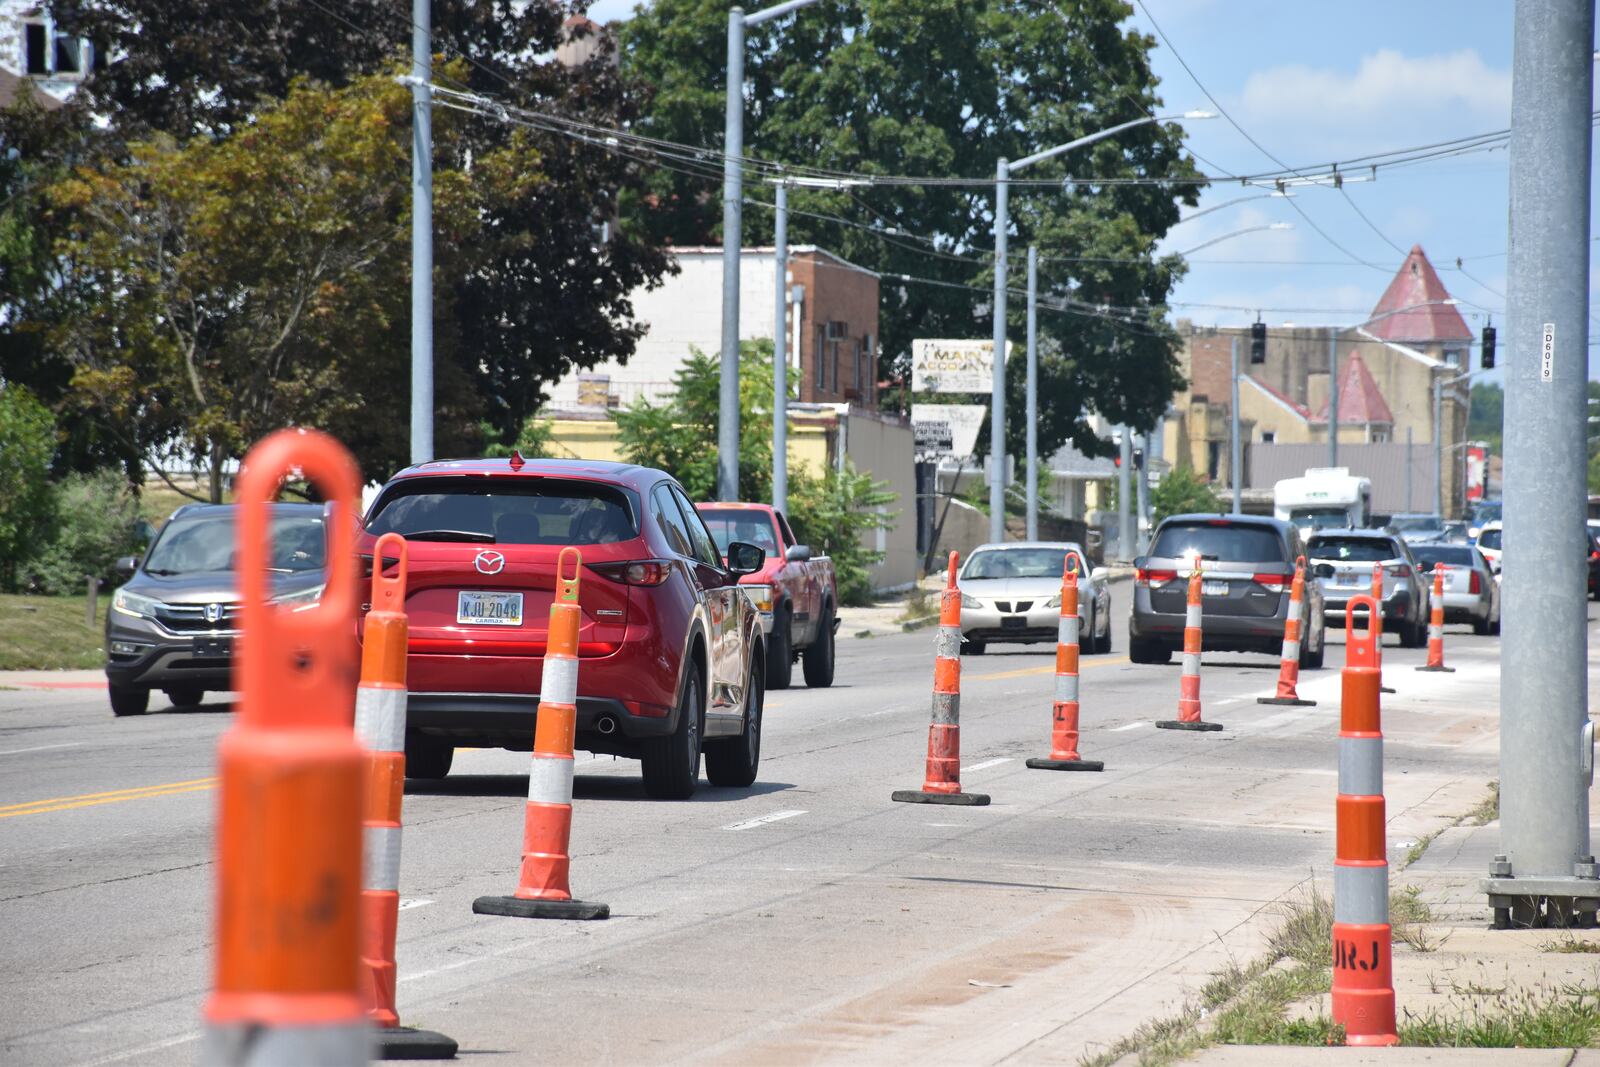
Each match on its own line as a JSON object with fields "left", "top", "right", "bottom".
{"left": 205, "top": 603, "right": 224, "bottom": 624}
{"left": 475, "top": 550, "right": 506, "bottom": 575}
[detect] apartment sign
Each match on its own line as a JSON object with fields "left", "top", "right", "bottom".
{"left": 911, "top": 404, "right": 987, "bottom": 460}
{"left": 911, "top": 339, "right": 1011, "bottom": 393}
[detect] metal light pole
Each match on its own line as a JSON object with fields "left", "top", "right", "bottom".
{"left": 1484, "top": 0, "right": 1596, "bottom": 928}
{"left": 1327, "top": 333, "right": 1338, "bottom": 468}
{"left": 1432, "top": 374, "right": 1445, "bottom": 516}
{"left": 409, "top": 0, "right": 433, "bottom": 465}
{"left": 1230, "top": 336, "right": 1242, "bottom": 514}
{"left": 1025, "top": 246, "right": 1039, "bottom": 540}
{"left": 719, "top": 0, "right": 820, "bottom": 503}
{"left": 1118, "top": 427, "right": 1134, "bottom": 560}
{"left": 772, "top": 180, "right": 789, "bottom": 513}
{"left": 1136, "top": 430, "right": 1151, "bottom": 553}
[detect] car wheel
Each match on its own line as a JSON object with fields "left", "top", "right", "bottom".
{"left": 706, "top": 658, "right": 762, "bottom": 788}
{"left": 963, "top": 638, "right": 986, "bottom": 655}
{"left": 1405, "top": 618, "right": 1427, "bottom": 649}
{"left": 801, "top": 604, "right": 835, "bottom": 688}
{"left": 766, "top": 610, "right": 793, "bottom": 690}
{"left": 164, "top": 686, "right": 204, "bottom": 708}
{"left": 1095, "top": 613, "right": 1113, "bottom": 655}
{"left": 643, "top": 669, "right": 703, "bottom": 800}
{"left": 1473, "top": 614, "right": 1491, "bottom": 636}
{"left": 1302, "top": 623, "right": 1326, "bottom": 670}
{"left": 1129, "top": 636, "right": 1170, "bottom": 665}
{"left": 404, "top": 731, "right": 454, "bottom": 780}
{"left": 1490, "top": 610, "right": 1501, "bottom": 636}
{"left": 109, "top": 684, "right": 149, "bottom": 717}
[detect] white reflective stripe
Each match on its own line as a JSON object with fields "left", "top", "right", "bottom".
{"left": 354, "top": 686, "right": 406, "bottom": 753}
{"left": 1334, "top": 863, "right": 1389, "bottom": 925}
{"left": 1429, "top": 624, "right": 1443, "bottom": 641}
{"left": 1339, "top": 736, "right": 1384, "bottom": 796}
{"left": 936, "top": 626, "right": 962, "bottom": 658}
{"left": 527, "top": 754, "right": 575, "bottom": 805}
{"left": 1181, "top": 651, "right": 1200, "bottom": 676}
{"left": 1287, "top": 599, "right": 1302, "bottom": 622}
{"left": 1058, "top": 616, "right": 1079, "bottom": 645}
{"left": 1281, "top": 640, "right": 1301, "bottom": 662}
{"left": 1185, "top": 604, "right": 1203, "bottom": 629}
{"left": 203, "top": 1020, "right": 372, "bottom": 1066}
{"left": 1055, "top": 673, "right": 1079, "bottom": 702}
{"left": 363, "top": 825, "right": 402, "bottom": 892}
{"left": 541, "top": 655, "right": 579, "bottom": 707}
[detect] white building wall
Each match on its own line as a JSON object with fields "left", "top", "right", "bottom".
{"left": 0, "top": 1, "right": 93, "bottom": 103}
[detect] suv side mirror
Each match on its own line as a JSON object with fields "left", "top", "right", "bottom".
{"left": 727, "top": 540, "right": 765, "bottom": 576}
{"left": 1090, "top": 566, "right": 1109, "bottom": 582}
{"left": 1131, "top": 556, "right": 1148, "bottom": 570}
{"left": 115, "top": 555, "right": 138, "bottom": 578}
{"left": 785, "top": 544, "right": 812, "bottom": 563}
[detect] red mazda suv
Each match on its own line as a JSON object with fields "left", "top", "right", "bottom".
{"left": 357, "top": 457, "right": 769, "bottom": 799}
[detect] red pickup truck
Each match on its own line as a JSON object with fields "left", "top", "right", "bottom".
{"left": 696, "top": 502, "right": 838, "bottom": 690}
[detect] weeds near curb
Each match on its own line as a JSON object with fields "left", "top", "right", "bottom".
{"left": 1399, "top": 984, "right": 1600, "bottom": 1047}
{"left": 1540, "top": 934, "right": 1600, "bottom": 954}
{"left": 1399, "top": 780, "right": 1499, "bottom": 870}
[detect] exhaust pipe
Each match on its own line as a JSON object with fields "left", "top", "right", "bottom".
{"left": 596, "top": 716, "right": 617, "bottom": 736}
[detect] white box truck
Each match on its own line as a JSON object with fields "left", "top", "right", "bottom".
{"left": 1274, "top": 468, "right": 1373, "bottom": 536}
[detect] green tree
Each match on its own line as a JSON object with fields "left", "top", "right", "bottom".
{"left": 482, "top": 416, "right": 558, "bottom": 460}
{"left": 1468, "top": 381, "right": 1503, "bottom": 455}
{"left": 620, "top": 0, "right": 1199, "bottom": 461}
{"left": 0, "top": 385, "right": 58, "bottom": 590}
{"left": 1150, "top": 465, "right": 1222, "bottom": 524}
{"left": 787, "top": 463, "right": 898, "bottom": 606}
{"left": 18, "top": 470, "right": 144, "bottom": 596}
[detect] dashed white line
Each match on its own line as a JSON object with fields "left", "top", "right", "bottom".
{"left": 722, "top": 809, "right": 809, "bottom": 831}
{"left": 961, "top": 757, "right": 1013, "bottom": 773}
{"left": 0, "top": 742, "right": 85, "bottom": 757}
{"left": 398, "top": 898, "right": 435, "bottom": 911}
{"left": 1110, "top": 722, "right": 1149, "bottom": 732}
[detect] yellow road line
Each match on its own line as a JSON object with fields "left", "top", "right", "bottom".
{"left": 0, "top": 777, "right": 218, "bottom": 820}
{"left": 968, "top": 655, "right": 1130, "bottom": 682}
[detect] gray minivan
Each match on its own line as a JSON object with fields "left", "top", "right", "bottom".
{"left": 1129, "top": 513, "right": 1325, "bottom": 667}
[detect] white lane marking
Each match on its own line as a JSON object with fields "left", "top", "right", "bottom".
{"left": 1111, "top": 722, "right": 1149, "bottom": 732}
{"left": 0, "top": 741, "right": 85, "bottom": 757}
{"left": 1214, "top": 697, "right": 1245, "bottom": 706}
{"left": 722, "top": 809, "right": 809, "bottom": 831}
{"left": 398, "top": 898, "right": 435, "bottom": 911}
{"left": 961, "top": 757, "right": 1013, "bottom": 774}
{"left": 75, "top": 1031, "right": 201, "bottom": 1066}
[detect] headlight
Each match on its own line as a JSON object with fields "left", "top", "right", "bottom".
{"left": 1045, "top": 594, "right": 1061, "bottom": 609}
{"left": 112, "top": 587, "right": 161, "bottom": 619}
{"left": 960, "top": 593, "right": 983, "bottom": 609}
{"left": 743, "top": 584, "right": 773, "bottom": 613}
{"left": 271, "top": 584, "right": 325, "bottom": 612}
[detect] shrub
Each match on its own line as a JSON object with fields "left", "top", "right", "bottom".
{"left": 0, "top": 384, "right": 57, "bottom": 590}
{"left": 1152, "top": 465, "right": 1224, "bottom": 523}
{"left": 787, "top": 462, "right": 897, "bottom": 606}
{"left": 18, "top": 470, "right": 145, "bottom": 595}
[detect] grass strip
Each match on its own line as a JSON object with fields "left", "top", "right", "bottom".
{"left": 0, "top": 594, "right": 110, "bottom": 671}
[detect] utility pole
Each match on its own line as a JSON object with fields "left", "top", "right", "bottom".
{"left": 989, "top": 158, "right": 1010, "bottom": 543}
{"left": 1483, "top": 0, "right": 1597, "bottom": 929}
{"left": 409, "top": 0, "right": 433, "bottom": 465}
{"left": 1136, "top": 430, "right": 1151, "bottom": 554}
{"left": 1025, "top": 246, "right": 1039, "bottom": 540}
{"left": 1404, "top": 426, "right": 1414, "bottom": 511}
{"left": 718, "top": 7, "right": 746, "bottom": 502}
{"left": 1433, "top": 375, "right": 1445, "bottom": 517}
{"left": 772, "top": 180, "right": 789, "bottom": 513}
{"left": 1230, "top": 336, "right": 1242, "bottom": 515}
{"left": 1118, "top": 427, "right": 1133, "bottom": 560}
{"left": 1327, "top": 333, "right": 1338, "bottom": 468}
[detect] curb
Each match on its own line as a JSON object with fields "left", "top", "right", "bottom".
{"left": 900, "top": 615, "right": 940, "bottom": 633}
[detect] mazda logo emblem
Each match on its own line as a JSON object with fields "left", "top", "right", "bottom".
{"left": 205, "top": 603, "right": 224, "bottom": 624}
{"left": 475, "top": 550, "right": 506, "bottom": 575}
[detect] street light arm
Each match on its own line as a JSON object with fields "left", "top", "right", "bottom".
{"left": 1010, "top": 112, "right": 1212, "bottom": 173}
{"left": 744, "top": 0, "right": 820, "bottom": 26}
{"left": 1177, "top": 223, "right": 1291, "bottom": 257}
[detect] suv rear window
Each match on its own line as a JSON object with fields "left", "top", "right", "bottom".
{"left": 1477, "top": 528, "right": 1502, "bottom": 550}
{"left": 1413, "top": 545, "right": 1478, "bottom": 569}
{"left": 367, "top": 478, "right": 639, "bottom": 545}
{"left": 1308, "top": 536, "right": 1397, "bottom": 563}
{"left": 1150, "top": 522, "right": 1285, "bottom": 564}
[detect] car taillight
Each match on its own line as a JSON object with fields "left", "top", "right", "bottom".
{"left": 1469, "top": 571, "right": 1481, "bottom": 594}
{"left": 592, "top": 560, "right": 673, "bottom": 586}
{"left": 1253, "top": 572, "right": 1288, "bottom": 593}
{"left": 1590, "top": 550, "right": 1599, "bottom": 562}
{"left": 1387, "top": 564, "right": 1411, "bottom": 577}
{"left": 1136, "top": 567, "right": 1178, "bottom": 588}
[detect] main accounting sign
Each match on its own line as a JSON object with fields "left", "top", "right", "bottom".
{"left": 911, "top": 339, "right": 1011, "bottom": 394}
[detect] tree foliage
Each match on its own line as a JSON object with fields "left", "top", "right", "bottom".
{"left": 1151, "top": 465, "right": 1223, "bottom": 523}
{"left": 619, "top": 0, "right": 1200, "bottom": 461}
{"left": 0, "top": 385, "right": 59, "bottom": 590}
{"left": 1468, "top": 381, "right": 1503, "bottom": 456}
{"left": 787, "top": 464, "right": 897, "bottom": 606}
{"left": 17, "top": 470, "right": 145, "bottom": 596}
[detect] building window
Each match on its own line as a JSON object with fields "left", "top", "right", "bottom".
{"left": 814, "top": 326, "right": 826, "bottom": 391}
{"left": 1260, "top": 431, "right": 1276, "bottom": 444}
{"left": 1371, "top": 430, "right": 1388, "bottom": 443}
{"left": 23, "top": 20, "right": 91, "bottom": 78}
{"left": 1444, "top": 349, "right": 1462, "bottom": 368}
{"left": 25, "top": 23, "right": 48, "bottom": 74}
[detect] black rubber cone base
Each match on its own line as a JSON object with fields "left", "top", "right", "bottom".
{"left": 1156, "top": 720, "right": 1224, "bottom": 732}
{"left": 1415, "top": 665, "right": 1455, "bottom": 673}
{"left": 1025, "top": 757, "right": 1105, "bottom": 772}
{"left": 376, "top": 1027, "right": 459, "bottom": 1060}
{"left": 1257, "top": 697, "right": 1316, "bottom": 707}
{"left": 1380, "top": 686, "right": 1397, "bottom": 694}
{"left": 472, "top": 895, "right": 609, "bottom": 920}
{"left": 891, "top": 789, "right": 991, "bottom": 806}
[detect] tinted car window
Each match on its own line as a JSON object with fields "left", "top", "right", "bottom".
{"left": 144, "top": 511, "right": 326, "bottom": 575}
{"left": 699, "top": 509, "right": 780, "bottom": 557}
{"left": 1150, "top": 522, "right": 1285, "bottom": 563}
{"left": 671, "top": 487, "right": 723, "bottom": 568}
{"left": 1308, "top": 537, "right": 1397, "bottom": 563}
{"left": 1390, "top": 515, "right": 1441, "bottom": 532}
{"left": 652, "top": 485, "right": 694, "bottom": 558}
{"left": 367, "top": 478, "right": 638, "bottom": 545}
{"left": 1478, "top": 528, "right": 1502, "bottom": 550}
{"left": 964, "top": 548, "right": 1083, "bottom": 580}
{"left": 1413, "top": 545, "right": 1478, "bottom": 569}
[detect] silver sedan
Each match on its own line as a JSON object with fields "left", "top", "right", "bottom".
{"left": 956, "top": 542, "right": 1111, "bottom": 655}
{"left": 1410, "top": 542, "right": 1501, "bottom": 635}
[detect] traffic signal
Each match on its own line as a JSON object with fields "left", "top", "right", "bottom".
{"left": 1132, "top": 448, "right": 1145, "bottom": 470}
{"left": 1250, "top": 321, "right": 1267, "bottom": 364}
{"left": 1481, "top": 324, "right": 1496, "bottom": 370}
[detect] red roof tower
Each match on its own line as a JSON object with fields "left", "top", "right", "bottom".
{"left": 1366, "top": 245, "right": 1473, "bottom": 344}
{"left": 1312, "top": 352, "right": 1394, "bottom": 426}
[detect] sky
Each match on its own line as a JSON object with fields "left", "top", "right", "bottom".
{"left": 583, "top": 0, "right": 1599, "bottom": 382}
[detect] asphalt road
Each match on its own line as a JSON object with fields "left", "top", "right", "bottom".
{"left": 0, "top": 607, "right": 1540, "bottom": 1066}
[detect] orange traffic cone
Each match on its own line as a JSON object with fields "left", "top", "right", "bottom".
{"left": 1259, "top": 556, "right": 1316, "bottom": 707}
{"left": 893, "top": 553, "right": 990, "bottom": 805}
{"left": 1157, "top": 566, "right": 1223, "bottom": 732}
{"left": 1332, "top": 594, "right": 1399, "bottom": 1047}
{"left": 1027, "top": 555, "right": 1104, "bottom": 770}
{"left": 202, "top": 429, "right": 370, "bottom": 1065}
{"left": 1416, "top": 566, "right": 1454, "bottom": 673}
{"left": 475, "top": 548, "right": 610, "bottom": 920}
{"left": 355, "top": 532, "right": 457, "bottom": 1059}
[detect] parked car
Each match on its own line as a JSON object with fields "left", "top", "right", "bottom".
{"left": 1389, "top": 513, "right": 1448, "bottom": 545}
{"left": 1469, "top": 499, "right": 1502, "bottom": 541}
{"left": 1129, "top": 514, "right": 1326, "bottom": 667}
{"left": 954, "top": 542, "right": 1111, "bottom": 655}
{"left": 104, "top": 502, "right": 329, "bottom": 716}
{"left": 695, "top": 502, "right": 838, "bottom": 690}
{"left": 1410, "top": 543, "right": 1500, "bottom": 635}
{"left": 1305, "top": 529, "right": 1430, "bottom": 647}
{"left": 358, "top": 457, "right": 768, "bottom": 800}
{"left": 1439, "top": 521, "right": 1472, "bottom": 545}
{"left": 1476, "top": 520, "right": 1502, "bottom": 573}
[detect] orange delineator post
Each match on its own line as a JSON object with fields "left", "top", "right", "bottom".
{"left": 1027, "top": 556, "right": 1105, "bottom": 771}
{"left": 1156, "top": 566, "right": 1223, "bottom": 732}
{"left": 202, "top": 429, "right": 370, "bottom": 1066}
{"left": 1259, "top": 556, "right": 1316, "bottom": 707}
{"left": 893, "top": 552, "right": 990, "bottom": 806}
{"left": 1332, "top": 594, "right": 1399, "bottom": 1047}
{"left": 1370, "top": 562, "right": 1397, "bottom": 694}
{"left": 355, "top": 532, "right": 457, "bottom": 1060}
{"left": 474, "top": 547, "right": 610, "bottom": 920}
{"left": 1416, "top": 566, "right": 1454, "bottom": 673}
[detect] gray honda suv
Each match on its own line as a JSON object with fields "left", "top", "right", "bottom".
{"left": 103, "top": 503, "right": 329, "bottom": 716}
{"left": 1129, "top": 513, "right": 1325, "bottom": 667}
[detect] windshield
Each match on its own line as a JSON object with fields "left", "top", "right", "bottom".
{"left": 1472, "top": 502, "right": 1502, "bottom": 525}
{"left": 1288, "top": 507, "right": 1351, "bottom": 531}
{"left": 144, "top": 511, "right": 326, "bottom": 575}
{"left": 1477, "top": 528, "right": 1502, "bottom": 550}
{"left": 697, "top": 509, "right": 780, "bottom": 558}
{"left": 1413, "top": 545, "right": 1478, "bottom": 570}
{"left": 367, "top": 478, "right": 638, "bottom": 545}
{"left": 1308, "top": 537, "right": 1396, "bottom": 563}
{"left": 1390, "top": 515, "right": 1442, "bottom": 532}
{"left": 963, "top": 547, "right": 1083, "bottom": 580}
{"left": 1150, "top": 522, "right": 1285, "bottom": 564}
